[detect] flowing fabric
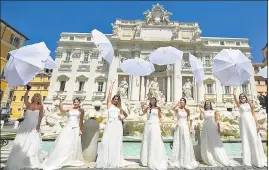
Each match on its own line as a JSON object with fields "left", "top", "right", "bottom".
{"left": 140, "top": 108, "right": 168, "bottom": 170}
{"left": 95, "top": 105, "right": 136, "bottom": 168}
{"left": 5, "top": 110, "right": 44, "bottom": 170}
{"left": 239, "top": 103, "right": 267, "bottom": 167}
{"left": 201, "top": 110, "right": 239, "bottom": 166}
{"left": 169, "top": 109, "right": 198, "bottom": 169}
{"left": 41, "top": 110, "right": 85, "bottom": 170}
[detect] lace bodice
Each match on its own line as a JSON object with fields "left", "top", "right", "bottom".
{"left": 175, "top": 109, "right": 187, "bottom": 122}
{"left": 239, "top": 103, "right": 252, "bottom": 117}
{"left": 22, "top": 109, "right": 40, "bottom": 128}
{"left": 66, "top": 109, "right": 81, "bottom": 128}
{"left": 239, "top": 103, "right": 251, "bottom": 113}
{"left": 204, "top": 110, "right": 215, "bottom": 119}
{"left": 108, "top": 105, "right": 120, "bottom": 121}
{"left": 147, "top": 108, "right": 159, "bottom": 123}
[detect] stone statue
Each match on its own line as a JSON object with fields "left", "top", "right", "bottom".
{"left": 148, "top": 77, "right": 160, "bottom": 99}
{"left": 143, "top": 4, "right": 172, "bottom": 25}
{"left": 111, "top": 23, "right": 119, "bottom": 36}
{"left": 193, "top": 27, "right": 202, "bottom": 40}
{"left": 163, "top": 10, "right": 172, "bottom": 23}
{"left": 171, "top": 27, "right": 179, "bottom": 40}
{"left": 183, "top": 78, "right": 193, "bottom": 99}
{"left": 143, "top": 10, "right": 152, "bottom": 24}
{"left": 117, "top": 77, "right": 129, "bottom": 99}
{"left": 134, "top": 23, "right": 142, "bottom": 37}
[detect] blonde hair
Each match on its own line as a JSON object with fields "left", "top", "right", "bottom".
{"left": 31, "top": 93, "right": 42, "bottom": 105}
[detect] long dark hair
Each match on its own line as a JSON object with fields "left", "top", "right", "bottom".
{"left": 112, "top": 94, "right": 121, "bottom": 108}
{"left": 73, "top": 97, "right": 81, "bottom": 103}
{"left": 239, "top": 93, "right": 248, "bottom": 104}
{"left": 180, "top": 97, "right": 186, "bottom": 105}
{"left": 204, "top": 100, "right": 213, "bottom": 110}
{"left": 149, "top": 97, "right": 157, "bottom": 113}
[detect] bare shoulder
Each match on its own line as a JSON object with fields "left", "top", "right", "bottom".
{"left": 157, "top": 106, "right": 161, "bottom": 111}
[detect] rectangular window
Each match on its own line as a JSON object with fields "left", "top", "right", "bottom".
{"left": 206, "top": 84, "right": 213, "bottom": 94}
{"left": 224, "top": 86, "right": 231, "bottom": 94}
{"left": 84, "top": 52, "right": 89, "bottom": 62}
{"left": 242, "top": 84, "right": 248, "bottom": 94}
{"left": 0, "top": 90, "right": 3, "bottom": 101}
{"left": 44, "top": 86, "right": 48, "bottom": 90}
{"left": 10, "top": 34, "right": 20, "bottom": 47}
{"left": 6, "top": 51, "right": 11, "bottom": 61}
{"left": 13, "top": 96, "right": 16, "bottom": 101}
{"left": 236, "top": 42, "right": 240, "bottom": 46}
{"left": 0, "top": 69, "right": 5, "bottom": 80}
{"left": 87, "top": 37, "right": 91, "bottom": 41}
{"left": 205, "top": 56, "right": 211, "bottom": 65}
{"left": 78, "top": 81, "right": 85, "bottom": 91}
{"left": 18, "top": 108, "right": 21, "bottom": 111}
{"left": 20, "top": 96, "right": 24, "bottom": 101}
{"left": 98, "top": 82, "right": 104, "bottom": 92}
{"left": 220, "top": 41, "right": 224, "bottom": 45}
{"left": 43, "top": 96, "right": 46, "bottom": 101}
{"left": 66, "top": 52, "right": 71, "bottom": 62}
{"left": 70, "top": 36, "right": 74, "bottom": 40}
{"left": 59, "top": 81, "right": 66, "bottom": 91}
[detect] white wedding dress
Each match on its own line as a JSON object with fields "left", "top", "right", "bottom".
{"left": 239, "top": 103, "right": 267, "bottom": 167}
{"left": 140, "top": 108, "right": 168, "bottom": 170}
{"left": 5, "top": 109, "right": 44, "bottom": 170}
{"left": 169, "top": 109, "right": 198, "bottom": 169}
{"left": 41, "top": 109, "right": 85, "bottom": 170}
{"left": 95, "top": 105, "right": 135, "bottom": 168}
{"left": 201, "top": 110, "right": 239, "bottom": 166}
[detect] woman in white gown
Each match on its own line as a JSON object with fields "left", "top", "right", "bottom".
{"left": 200, "top": 100, "right": 238, "bottom": 166}
{"left": 5, "top": 85, "right": 44, "bottom": 170}
{"left": 169, "top": 98, "right": 198, "bottom": 169}
{"left": 140, "top": 97, "right": 168, "bottom": 170}
{"left": 42, "top": 97, "right": 85, "bottom": 170}
{"left": 233, "top": 88, "right": 267, "bottom": 167}
{"left": 95, "top": 80, "right": 134, "bottom": 168}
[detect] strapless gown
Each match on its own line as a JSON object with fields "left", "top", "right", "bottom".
{"left": 5, "top": 109, "right": 44, "bottom": 170}
{"left": 41, "top": 110, "right": 85, "bottom": 170}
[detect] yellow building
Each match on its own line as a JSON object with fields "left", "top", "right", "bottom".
{"left": 1, "top": 18, "right": 29, "bottom": 106}
{"left": 253, "top": 63, "right": 267, "bottom": 95}
{"left": 10, "top": 70, "right": 52, "bottom": 118}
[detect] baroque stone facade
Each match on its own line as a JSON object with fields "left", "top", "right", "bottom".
{"left": 45, "top": 4, "right": 258, "bottom": 112}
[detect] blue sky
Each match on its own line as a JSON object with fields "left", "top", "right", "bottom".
{"left": 2, "top": 1, "right": 267, "bottom": 62}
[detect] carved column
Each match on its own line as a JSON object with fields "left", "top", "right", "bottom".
{"left": 131, "top": 76, "right": 139, "bottom": 101}
{"left": 128, "top": 76, "right": 132, "bottom": 100}
{"left": 145, "top": 77, "right": 150, "bottom": 99}
{"left": 140, "top": 76, "right": 145, "bottom": 100}
{"left": 167, "top": 75, "right": 171, "bottom": 102}
{"left": 173, "top": 60, "right": 182, "bottom": 101}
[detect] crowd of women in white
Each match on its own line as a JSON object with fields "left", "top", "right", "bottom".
{"left": 5, "top": 81, "right": 267, "bottom": 170}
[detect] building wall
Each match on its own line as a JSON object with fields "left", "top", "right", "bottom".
{"left": 46, "top": 4, "right": 257, "bottom": 112}
{"left": 0, "top": 19, "right": 28, "bottom": 106}
{"left": 253, "top": 63, "right": 267, "bottom": 95}
{"left": 10, "top": 71, "right": 52, "bottom": 118}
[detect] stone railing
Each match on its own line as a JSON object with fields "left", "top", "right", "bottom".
{"left": 222, "top": 94, "right": 234, "bottom": 103}
{"left": 60, "top": 35, "right": 92, "bottom": 42}
{"left": 92, "top": 92, "right": 106, "bottom": 101}
{"left": 204, "top": 94, "right": 217, "bottom": 102}
{"left": 201, "top": 38, "right": 250, "bottom": 48}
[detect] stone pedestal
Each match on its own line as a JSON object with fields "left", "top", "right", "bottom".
{"left": 1, "top": 120, "right": 4, "bottom": 129}
{"left": 81, "top": 118, "right": 100, "bottom": 162}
